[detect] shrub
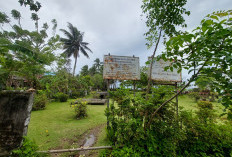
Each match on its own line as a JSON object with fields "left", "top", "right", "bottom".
{"left": 197, "top": 100, "right": 213, "bottom": 109}
{"left": 71, "top": 99, "right": 88, "bottom": 119}
{"left": 196, "top": 101, "right": 215, "bottom": 124}
{"left": 70, "top": 91, "right": 79, "bottom": 99}
{"left": 209, "top": 92, "right": 218, "bottom": 102}
{"left": 55, "top": 92, "right": 68, "bottom": 102}
{"left": 105, "top": 87, "right": 176, "bottom": 156}
{"left": 33, "top": 90, "right": 48, "bottom": 111}
{"left": 70, "top": 90, "right": 85, "bottom": 99}
{"left": 91, "top": 91, "right": 100, "bottom": 99}
{"left": 178, "top": 110, "right": 232, "bottom": 157}
{"left": 11, "top": 137, "right": 46, "bottom": 157}
{"left": 188, "top": 92, "right": 200, "bottom": 102}
{"left": 228, "top": 106, "right": 232, "bottom": 120}
{"left": 105, "top": 87, "right": 232, "bottom": 156}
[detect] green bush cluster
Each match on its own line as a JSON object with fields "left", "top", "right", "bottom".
{"left": 33, "top": 90, "right": 48, "bottom": 111}
{"left": 188, "top": 91, "right": 219, "bottom": 102}
{"left": 55, "top": 92, "right": 68, "bottom": 102}
{"left": 91, "top": 91, "right": 100, "bottom": 99}
{"left": 228, "top": 107, "right": 232, "bottom": 120}
{"left": 197, "top": 100, "right": 213, "bottom": 109}
{"left": 104, "top": 87, "right": 177, "bottom": 156}
{"left": 188, "top": 92, "right": 200, "bottom": 102}
{"left": 70, "top": 90, "right": 85, "bottom": 99}
{"left": 102, "top": 87, "right": 232, "bottom": 157}
{"left": 71, "top": 99, "right": 88, "bottom": 119}
{"left": 11, "top": 137, "right": 46, "bottom": 157}
{"left": 178, "top": 109, "right": 232, "bottom": 156}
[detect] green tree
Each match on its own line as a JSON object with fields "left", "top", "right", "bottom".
{"left": 60, "top": 23, "right": 92, "bottom": 76}
{"left": 142, "top": 0, "right": 190, "bottom": 94}
{"left": 94, "top": 58, "right": 101, "bottom": 72}
{"left": 0, "top": 7, "right": 61, "bottom": 89}
{"left": 137, "top": 66, "right": 148, "bottom": 91}
{"left": 80, "top": 65, "right": 89, "bottom": 76}
{"left": 195, "top": 75, "right": 214, "bottom": 91}
{"left": 151, "top": 10, "right": 232, "bottom": 121}
{"left": 88, "top": 65, "right": 97, "bottom": 76}
{"left": 78, "top": 74, "right": 93, "bottom": 94}
{"left": 18, "top": 0, "right": 41, "bottom": 12}
{"left": 91, "top": 73, "right": 104, "bottom": 91}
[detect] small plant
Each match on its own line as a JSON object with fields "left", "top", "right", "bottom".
{"left": 197, "top": 100, "right": 213, "bottom": 109}
{"left": 70, "top": 90, "right": 85, "bottom": 99}
{"left": 196, "top": 101, "right": 215, "bottom": 124}
{"left": 71, "top": 99, "right": 88, "bottom": 119}
{"left": 70, "top": 91, "right": 79, "bottom": 99}
{"left": 91, "top": 91, "right": 100, "bottom": 99}
{"left": 228, "top": 107, "right": 232, "bottom": 120}
{"left": 11, "top": 137, "right": 43, "bottom": 157}
{"left": 55, "top": 92, "right": 68, "bottom": 102}
{"left": 188, "top": 92, "right": 200, "bottom": 102}
{"left": 33, "top": 90, "right": 48, "bottom": 111}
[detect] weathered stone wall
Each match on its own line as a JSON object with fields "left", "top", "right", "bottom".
{"left": 0, "top": 91, "right": 34, "bottom": 156}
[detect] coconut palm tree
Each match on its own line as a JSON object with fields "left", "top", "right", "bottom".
{"left": 94, "top": 58, "right": 101, "bottom": 71}
{"left": 60, "top": 23, "right": 92, "bottom": 76}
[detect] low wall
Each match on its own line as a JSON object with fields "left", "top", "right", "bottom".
{"left": 0, "top": 91, "right": 34, "bottom": 156}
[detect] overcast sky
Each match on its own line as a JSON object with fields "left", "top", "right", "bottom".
{"left": 1, "top": 0, "right": 231, "bottom": 80}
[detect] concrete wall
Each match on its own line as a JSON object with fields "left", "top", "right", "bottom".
{"left": 0, "top": 91, "right": 34, "bottom": 156}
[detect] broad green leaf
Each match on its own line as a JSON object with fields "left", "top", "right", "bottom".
{"left": 210, "top": 15, "right": 219, "bottom": 21}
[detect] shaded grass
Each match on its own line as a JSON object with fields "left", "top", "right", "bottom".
{"left": 178, "top": 95, "right": 225, "bottom": 115}
{"left": 178, "top": 95, "right": 227, "bottom": 122}
{"left": 27, "top": 99, "right": 107, "bottom": 150}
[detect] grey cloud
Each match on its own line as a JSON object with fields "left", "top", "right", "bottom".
{"left": 1, "top": 0, "right": 231, "bottom": 76}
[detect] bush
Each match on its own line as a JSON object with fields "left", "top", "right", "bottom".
{"left": 33, "top": 90, "right": 48, "bottom": 111}
{"left": 196, "top": 101, "right": 215, "bottom": 124}
{"left": 228, "top": 107, "right": 232, "bottom": 120}
{"left": 69, "top": 91, "right": 79, "bottom": 99}
{"left": 70, "top": 90, "right": 85, "bottom": 99}
{"left": 188, "top": 92, "right": 200, "bottom": 102}
{"left": 178, "top": 110, "right": 232, "bottom": 157}
{"left": 55, "top": 92, "right": 68, "bottom": 102}
{"left": 11, "top": 137, "right": 46, "bottom": 157}
{"left": 71, "top": 99, "right": 88, "bottom": 119}
{"left": 197, "top": 100, "right": 213, "bottom": 109}
{"left": 105, "top": 87, "right": 176, "bottom": 156}
{"left": 91, "top": 91, "right": 100, "bottom": 99}
{"left": 105, "top": 87, "right": 232, "bottom": 156}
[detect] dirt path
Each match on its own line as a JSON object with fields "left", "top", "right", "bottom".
{"left": 50, "top": 124, "right": 106, "bottom": 157}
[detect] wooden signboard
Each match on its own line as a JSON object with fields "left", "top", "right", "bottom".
{"left": 148, "top": 59, "right": 182, "bottom": 82}
{"left": 103, "top": 55, "right": 140, "bottom": 80}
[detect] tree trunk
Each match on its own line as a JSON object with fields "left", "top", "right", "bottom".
{"left": 73, "top": 51, "right": 78, "bottom": 76}
{"left": 146, "top": 29, "right": 162, "bottom": 98}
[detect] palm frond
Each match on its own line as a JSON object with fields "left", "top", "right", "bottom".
{"left": 67, "top": 22, "right": 80, "bottom": 40}
{"left": 81, "top": 42, "right": 89, "bottom": 46}
{"left": 59, "top": 38, "right": 70, "bottom": 43}
{"left": 80, "top": 43, "right": 92, "bottom": 53}
{"left": 60, "top": 29, "right": 73, "bottom": 40}
{"left": 80, "top": 46, "right": 89, "bottom": 58}
{"left": 62, "top": 48, "right": 73, "bottom": 58}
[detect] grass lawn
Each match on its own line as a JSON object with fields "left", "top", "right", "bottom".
{"left": 27, "top": 95, "right": 226, "bottom": 153}
{"left": 27, "top": 99, "right": 107, "bottom": 150}
{"left": 178, "top": 95, "right": 225, "bottom": 116}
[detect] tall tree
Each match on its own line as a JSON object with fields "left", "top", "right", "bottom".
{"left": 142, "top": 0, "right": 190, "bottom": 95}
{"left": 80, "top": 65, "right": 89, "bottom": 76}
{"left": 147, "top": 10, "right": 232, "bottom": 126}
{"left": 94, "top": 58, "right": 101, "bottom": 71}
{"left": 60, "top": 23, "right": 92, "bottom": 76}
{"left": 0, "top": 7, "right": 60, "bottom": 89}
